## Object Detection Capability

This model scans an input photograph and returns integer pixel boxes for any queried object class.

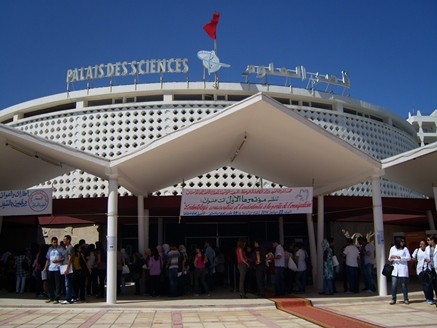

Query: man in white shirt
[272,241,285,296]
[294,242,307,293]
[343,238,360,293]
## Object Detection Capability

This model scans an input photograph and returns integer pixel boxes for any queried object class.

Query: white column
[427,210,436,230]
[144,209,150,249]
[279,216,284,246]
[138,195,145,256]
[106,173,118,304]
[433,186,437,212]
[372,177,387,296]
[306,213,317,287]
[316,195,324,290]
[158,217,163,246]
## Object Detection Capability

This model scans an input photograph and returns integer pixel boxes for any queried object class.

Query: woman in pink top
[148,247,162,296]
[193,246,209,296]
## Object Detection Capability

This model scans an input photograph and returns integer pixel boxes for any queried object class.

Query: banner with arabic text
[180,188,312,216]
[0,189,52,216]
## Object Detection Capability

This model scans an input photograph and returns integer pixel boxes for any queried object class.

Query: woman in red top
[236,238,249,298]
[193,246,209,296]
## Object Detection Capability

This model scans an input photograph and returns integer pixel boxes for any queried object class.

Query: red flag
[203,12,220,40]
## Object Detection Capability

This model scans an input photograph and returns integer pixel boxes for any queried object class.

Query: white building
[0,82,420,199]
[407,109,437,146]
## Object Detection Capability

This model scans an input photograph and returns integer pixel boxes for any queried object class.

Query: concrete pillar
[316,195,324,290]
[306,213,317,287]
[279,216,284,246]
[158,217,163,246]
[433,187,437,212]
[427,210,436,230]
[144,209,150,249]
[106,173,118,305]
[137,195,144,255]
[372,177,387,296]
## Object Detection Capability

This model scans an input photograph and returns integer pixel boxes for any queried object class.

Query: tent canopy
[382,141,437,198]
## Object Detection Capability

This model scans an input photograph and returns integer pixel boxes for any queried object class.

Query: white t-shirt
[274,244,285,268]
[295,248,307,271]
[343,244,360,267]
[412,247,430,275]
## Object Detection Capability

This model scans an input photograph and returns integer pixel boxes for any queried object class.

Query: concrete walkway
[0,287,436,327]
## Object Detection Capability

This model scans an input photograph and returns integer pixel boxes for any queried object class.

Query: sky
[0,0,436,119]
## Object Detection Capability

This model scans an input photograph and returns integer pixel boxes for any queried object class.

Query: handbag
[122,264,130,275]
[418,264,435,284]
[382,263,394,276]
[288,256,298,271]
[332,255,340,267]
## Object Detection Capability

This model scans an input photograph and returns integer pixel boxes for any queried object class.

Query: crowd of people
[2,233,437,305]
[0,236,314,302]
[387,234,437,305]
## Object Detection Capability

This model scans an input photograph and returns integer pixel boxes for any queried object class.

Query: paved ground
[0,285,436,327]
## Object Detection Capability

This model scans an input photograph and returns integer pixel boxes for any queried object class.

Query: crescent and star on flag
[197,12,230,84]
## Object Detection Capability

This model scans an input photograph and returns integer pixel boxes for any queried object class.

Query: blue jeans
[65,272,76,302]
[168,268,179,297]
[295,270,306,292]
[323,276,333,294]
[346,266,359,293]
[423,281,433,301]
[391,276,409,301]
[274,267,285,296]
[364,263,376,291]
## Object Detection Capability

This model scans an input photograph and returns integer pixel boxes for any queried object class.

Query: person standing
[236,238,249,298]
[44,237,65,304]
[61,235,76,304]
[294,242,307,293]
[425,235,437,300]
[95,241,106,298]
[204,241,216,292]
[253,240,266,297]
[167,244,180,297]
[359,237,376,292]
[272,240,285,296]
[412,240,433,304]
[388,238,411,305]
[15,249,29,294]
[193,246,209,296]
[343,238,360,294]
[148,247,163,297]
[72,244,87,302]
[321,239,334,295]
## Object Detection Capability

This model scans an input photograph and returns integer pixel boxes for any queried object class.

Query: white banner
[180,188,313,216]
[0,189,52,216]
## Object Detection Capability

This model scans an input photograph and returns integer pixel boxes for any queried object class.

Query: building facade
[407,109,437,146]
[0,82,420,200]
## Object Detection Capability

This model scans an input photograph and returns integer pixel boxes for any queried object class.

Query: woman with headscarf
[320,239,334,295]
[388,238,411,305]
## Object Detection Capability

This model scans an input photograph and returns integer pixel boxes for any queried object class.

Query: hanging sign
[0,189,52,216]
[180,188,313,216]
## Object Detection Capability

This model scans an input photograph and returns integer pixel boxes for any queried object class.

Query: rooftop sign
[66,58,189,83]
[243,63,350,94]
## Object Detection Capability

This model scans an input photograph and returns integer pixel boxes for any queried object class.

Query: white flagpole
[214,39,219,88]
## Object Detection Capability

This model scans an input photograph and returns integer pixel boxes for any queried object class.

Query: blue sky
[1,0,436,119]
